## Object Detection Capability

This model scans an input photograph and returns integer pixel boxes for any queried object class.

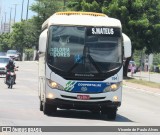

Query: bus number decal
[112,76,117,80]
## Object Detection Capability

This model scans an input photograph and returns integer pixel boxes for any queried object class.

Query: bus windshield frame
[47,25,122,81]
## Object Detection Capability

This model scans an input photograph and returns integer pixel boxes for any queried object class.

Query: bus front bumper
[45,98,121,110]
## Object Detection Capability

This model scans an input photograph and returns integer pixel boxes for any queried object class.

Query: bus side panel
[38,53,46,102]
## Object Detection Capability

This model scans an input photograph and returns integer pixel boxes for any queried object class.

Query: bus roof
[42,11,121,30]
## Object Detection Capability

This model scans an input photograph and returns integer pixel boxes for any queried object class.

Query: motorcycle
[6,67,18,89]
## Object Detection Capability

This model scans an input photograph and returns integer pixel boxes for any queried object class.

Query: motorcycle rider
[5,59,16,84]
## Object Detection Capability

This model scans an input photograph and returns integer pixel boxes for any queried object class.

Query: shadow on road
[47,109,133,122]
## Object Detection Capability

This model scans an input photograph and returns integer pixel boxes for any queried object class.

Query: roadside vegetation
[0,0,160,76]
[124,78,160,89]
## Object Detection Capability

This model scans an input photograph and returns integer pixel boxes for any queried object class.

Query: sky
[0,0,36,23]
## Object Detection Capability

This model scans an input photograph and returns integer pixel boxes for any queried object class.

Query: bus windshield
[47,26,122,79]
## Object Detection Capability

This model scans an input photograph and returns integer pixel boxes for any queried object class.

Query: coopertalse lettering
[78,83,101,87]
[92,28,114,35]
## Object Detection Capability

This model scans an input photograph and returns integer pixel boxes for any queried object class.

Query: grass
[149,72,160,74]
[124,77,160,89]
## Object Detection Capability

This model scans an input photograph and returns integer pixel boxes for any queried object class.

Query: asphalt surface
[0,61,160,135]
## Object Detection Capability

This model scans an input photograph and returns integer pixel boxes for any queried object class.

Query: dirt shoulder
[123,80,160,94]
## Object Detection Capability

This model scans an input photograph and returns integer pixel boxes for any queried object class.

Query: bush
[24,48,34,60]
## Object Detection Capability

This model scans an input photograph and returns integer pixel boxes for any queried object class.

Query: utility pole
[21,0,24,21]
[1,16,3,33]
[4,12,7,32]
[26,0,29,20]
[9,7,12,32]
[0,0,2,18]
[4,12,6,24]
[13,4,18,23]
[0,6,1,18]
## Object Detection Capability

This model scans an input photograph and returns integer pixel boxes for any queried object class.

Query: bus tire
[101,107,117,120]
[43,103,57,115]
[107,107,117,120]
[40,101,43,111]
[43,103,53,115]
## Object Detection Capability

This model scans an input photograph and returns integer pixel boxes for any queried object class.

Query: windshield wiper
[67,54,102,73]
[68,56,84,73]
[68,45,102,73]
[87,54,101,73]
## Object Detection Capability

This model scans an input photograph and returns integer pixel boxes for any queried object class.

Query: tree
[0,33,12,51]
[66,0,160,77]
[30,0,64,50]
[153,53,160,66]
[103,0,160,76]
[10,21,25,53]
[10,19,37,58]
[31,0,63,21]
[23,19,38,49]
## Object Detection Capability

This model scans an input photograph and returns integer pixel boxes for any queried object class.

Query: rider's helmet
[9,59,14,65]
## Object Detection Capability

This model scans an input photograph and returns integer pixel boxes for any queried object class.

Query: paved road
[0,61,160,134]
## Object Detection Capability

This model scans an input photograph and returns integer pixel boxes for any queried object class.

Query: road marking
[124,85,160,96]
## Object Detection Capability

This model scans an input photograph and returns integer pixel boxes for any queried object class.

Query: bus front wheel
[43,103,57,115]
[40,101,43,111]
[101,107,117,120]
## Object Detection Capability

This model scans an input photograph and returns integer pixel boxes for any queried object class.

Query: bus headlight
[103,82,122,92]
[110,84,118,91]
[47,79,64,90]
[110,82,122,91]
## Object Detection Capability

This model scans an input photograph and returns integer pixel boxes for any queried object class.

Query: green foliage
[10,20,37,53]
[29,0,65,50]
[125,78,160,89]
[24,48,34,60]
[30,0,63,24]
[153,53,160,65]
[81,0,101,12]
[0,0,66,53]
[67,0,160,54]
[67,0,83,11]
[10,22,25,52]
[66,0,160,77]
[133,50,143,66]
[0,33,12,51]
[1,0,160,68]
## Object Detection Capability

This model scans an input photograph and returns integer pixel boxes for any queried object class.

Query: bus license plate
[77,95,90,100]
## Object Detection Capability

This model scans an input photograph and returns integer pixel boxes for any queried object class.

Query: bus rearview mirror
[39,29,48,53]
[122,33,131,58]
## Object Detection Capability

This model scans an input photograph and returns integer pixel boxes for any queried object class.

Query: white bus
[38,12,131,120]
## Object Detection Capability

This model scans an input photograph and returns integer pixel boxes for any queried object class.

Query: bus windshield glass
[47,26,122,76]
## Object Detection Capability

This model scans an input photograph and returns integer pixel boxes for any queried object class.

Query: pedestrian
[131,64,135,77]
